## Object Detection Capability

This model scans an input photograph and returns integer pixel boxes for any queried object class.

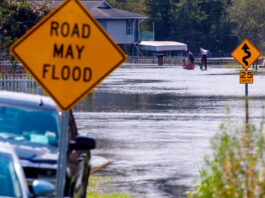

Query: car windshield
[0,106,59,147]
[0,153,22,197]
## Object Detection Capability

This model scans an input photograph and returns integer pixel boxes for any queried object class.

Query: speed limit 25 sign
[240,70,253,84]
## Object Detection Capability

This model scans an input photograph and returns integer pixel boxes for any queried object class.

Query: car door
[66,111,91,197]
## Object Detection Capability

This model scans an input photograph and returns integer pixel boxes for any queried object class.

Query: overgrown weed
[188,120,265,198]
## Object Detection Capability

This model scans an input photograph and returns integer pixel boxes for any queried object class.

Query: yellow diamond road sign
[10,0,127,112]
[231,39,261,69]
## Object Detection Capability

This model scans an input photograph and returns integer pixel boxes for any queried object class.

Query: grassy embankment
[224,65,242,69]
[87,176,134,198]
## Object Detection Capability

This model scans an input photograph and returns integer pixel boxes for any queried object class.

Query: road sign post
[10,0,127,197]
[245,84,248,124]
[231,39,261,125]
[56,112,69,197]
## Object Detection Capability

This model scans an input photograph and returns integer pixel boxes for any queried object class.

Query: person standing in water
[200,47,209,70]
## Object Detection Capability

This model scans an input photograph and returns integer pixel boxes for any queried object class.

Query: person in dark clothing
[185,50,195,64]
[200,47,209,70]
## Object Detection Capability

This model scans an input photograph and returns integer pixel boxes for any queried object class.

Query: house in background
[51,0,148,56]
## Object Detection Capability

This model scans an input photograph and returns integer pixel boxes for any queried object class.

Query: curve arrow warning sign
[231,39,261,69]
[10,0,127,112]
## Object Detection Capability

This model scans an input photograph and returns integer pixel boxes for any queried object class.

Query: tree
[198,0,237,55]
[144,0,236,55]
[171,0,206,53]
[144,0,175,41]
[228,0,265,53]
[0,0,51,60]
[108,0,146,14]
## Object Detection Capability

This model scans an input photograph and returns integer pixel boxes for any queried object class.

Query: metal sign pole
[56,112,69,198]
[245,83,249,125]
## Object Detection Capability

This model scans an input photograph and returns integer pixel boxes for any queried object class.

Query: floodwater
[75,64,265,198]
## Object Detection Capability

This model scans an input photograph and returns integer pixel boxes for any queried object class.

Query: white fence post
[0,74,45,96]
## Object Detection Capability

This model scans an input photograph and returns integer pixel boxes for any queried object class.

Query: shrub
[188,122,265,198]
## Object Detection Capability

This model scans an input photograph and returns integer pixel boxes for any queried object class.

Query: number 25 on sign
[240,70,253,84]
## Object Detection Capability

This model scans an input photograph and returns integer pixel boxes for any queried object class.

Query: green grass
[224,65,242,69]
[87,193,134,198]
[87,176,134,198]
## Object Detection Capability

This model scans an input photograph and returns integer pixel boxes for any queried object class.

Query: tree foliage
[228,0,265,52]
[0,0,51,59]
[108,0,146,15]
[144,0,237,55]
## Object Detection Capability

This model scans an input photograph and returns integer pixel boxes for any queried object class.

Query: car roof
[0,142,31,197]
[0,142,15,155]
[0,91,59,112]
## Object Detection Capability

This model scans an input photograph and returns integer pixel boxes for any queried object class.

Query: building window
[126,19,133,35]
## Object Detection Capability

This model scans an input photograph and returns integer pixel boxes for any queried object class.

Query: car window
[0,106,59,147]
[0,153,22,197]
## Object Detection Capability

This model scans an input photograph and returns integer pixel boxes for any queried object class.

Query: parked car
[0,142,55,197]
[0,91,96,197]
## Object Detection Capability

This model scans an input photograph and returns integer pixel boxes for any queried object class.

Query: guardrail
[127,57,237,65]
[0,74,44,95]
[127,56,183,65]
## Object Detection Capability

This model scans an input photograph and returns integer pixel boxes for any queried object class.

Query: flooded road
[75,64,265,198]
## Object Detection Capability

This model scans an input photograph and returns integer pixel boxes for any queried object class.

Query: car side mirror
[32,179,55,196]
[69,136,96,151]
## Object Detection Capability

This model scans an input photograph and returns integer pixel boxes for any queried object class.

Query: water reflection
[77,92,243,113]
[75,65,265,198]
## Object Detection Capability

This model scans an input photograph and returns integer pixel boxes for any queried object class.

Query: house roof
[50,0,148,19]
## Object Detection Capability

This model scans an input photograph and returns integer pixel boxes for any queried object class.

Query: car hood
[12,141,58,164]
